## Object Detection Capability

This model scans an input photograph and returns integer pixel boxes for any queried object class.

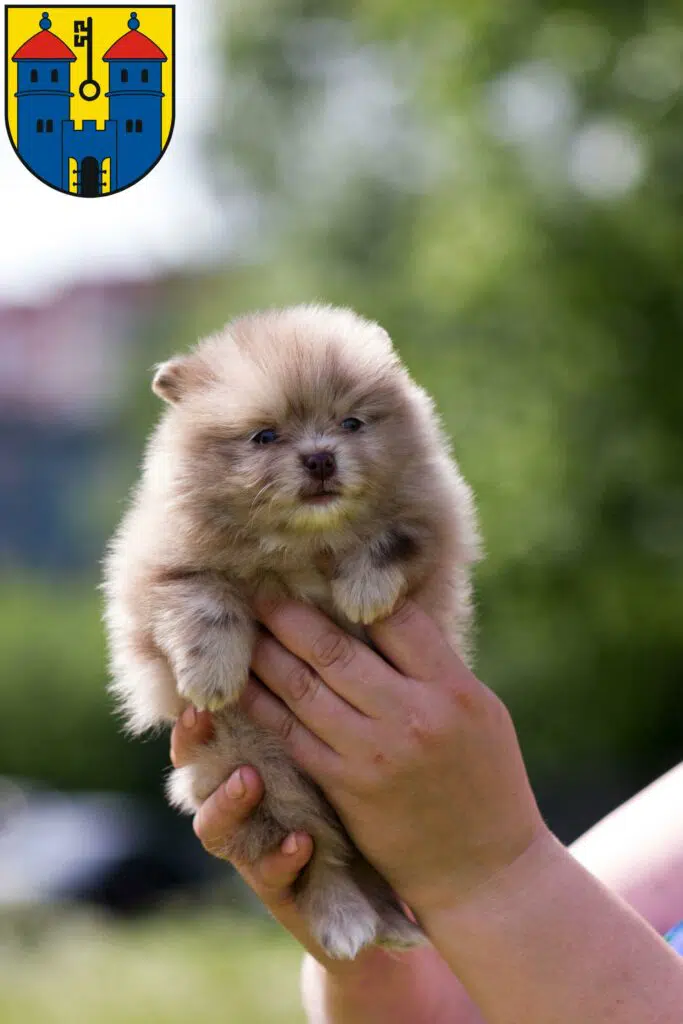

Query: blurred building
[0,279,167,572]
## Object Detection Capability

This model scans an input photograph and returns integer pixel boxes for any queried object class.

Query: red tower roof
[103,30,167,62]
[12,29,76,62]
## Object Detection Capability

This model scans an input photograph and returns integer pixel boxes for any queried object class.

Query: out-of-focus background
[1,0,682,1020]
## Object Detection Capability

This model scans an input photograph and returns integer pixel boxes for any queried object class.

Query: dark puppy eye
[251,428,278,445]
[341,417,364,432]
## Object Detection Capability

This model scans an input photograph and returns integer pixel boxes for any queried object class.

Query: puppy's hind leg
[294,849,384,960]
[348,853,426,951]
[168,709,387,961]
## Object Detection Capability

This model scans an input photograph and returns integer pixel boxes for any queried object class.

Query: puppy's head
[152,305,436,536]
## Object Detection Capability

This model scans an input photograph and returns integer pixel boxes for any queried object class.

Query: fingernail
[181,705,196,730]
[281,833,299,855]
[225,769,246,800]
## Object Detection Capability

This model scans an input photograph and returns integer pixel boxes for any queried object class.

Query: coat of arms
[5,6,175,196]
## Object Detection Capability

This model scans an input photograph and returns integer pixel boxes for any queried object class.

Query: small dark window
[125,119,133,133]
[30,69,38,83]
[141,68,149,83]
[121,68,128,83]
[135,119,142,132]
[46,119,53,133]
[51,69,58,82]
[36,119,43,132]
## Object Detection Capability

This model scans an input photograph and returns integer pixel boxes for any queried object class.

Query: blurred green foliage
[0,579,168,796]
[3,0,683,840]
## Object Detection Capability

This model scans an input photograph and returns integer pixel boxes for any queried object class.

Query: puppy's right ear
[152,357,190,404]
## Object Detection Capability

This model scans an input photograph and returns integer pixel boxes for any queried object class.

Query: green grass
[0,909,306,1024]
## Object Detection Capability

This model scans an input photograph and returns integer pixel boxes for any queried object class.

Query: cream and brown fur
[103,304,480,959]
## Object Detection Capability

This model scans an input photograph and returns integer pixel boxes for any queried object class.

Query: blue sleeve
[665,921,683,955]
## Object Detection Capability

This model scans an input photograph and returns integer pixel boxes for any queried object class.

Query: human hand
[241,595,548,921]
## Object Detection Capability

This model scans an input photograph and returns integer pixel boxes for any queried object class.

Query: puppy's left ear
[152,357,193,404]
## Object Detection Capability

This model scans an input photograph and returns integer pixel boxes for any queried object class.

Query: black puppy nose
[302,450,337,481]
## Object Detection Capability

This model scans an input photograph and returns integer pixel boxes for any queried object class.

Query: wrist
[404,819,553,927]
[415,826,562,934]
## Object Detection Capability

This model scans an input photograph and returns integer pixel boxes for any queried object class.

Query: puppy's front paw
[175,621,253,712]
[331,566,406,625]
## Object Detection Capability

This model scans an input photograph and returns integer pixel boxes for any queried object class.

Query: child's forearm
[418,831,683,1024]
[300,945,484,1024]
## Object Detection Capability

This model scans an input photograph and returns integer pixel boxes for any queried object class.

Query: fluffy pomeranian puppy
[103,304,480,959]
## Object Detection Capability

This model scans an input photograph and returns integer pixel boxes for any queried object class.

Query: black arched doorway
[79,156,100,197]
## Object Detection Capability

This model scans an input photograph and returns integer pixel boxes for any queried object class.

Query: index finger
[252,594,402,716]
